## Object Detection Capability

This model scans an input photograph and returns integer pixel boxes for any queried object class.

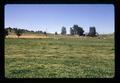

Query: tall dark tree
[70,27,74,35]
[61,26,66,35]
[88,27,97,37]
[77,27,84,36]
[72,25,84,36]
[73,25,78,35]
[15,29,23,38]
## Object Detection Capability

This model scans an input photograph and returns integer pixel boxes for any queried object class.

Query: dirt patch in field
[6,35,49,38]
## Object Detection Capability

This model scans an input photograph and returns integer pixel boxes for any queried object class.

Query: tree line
[4,27,47,38]
[61,25,98,37]
[5,24,98,38]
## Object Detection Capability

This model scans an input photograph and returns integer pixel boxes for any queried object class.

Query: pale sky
[5,4,114,34]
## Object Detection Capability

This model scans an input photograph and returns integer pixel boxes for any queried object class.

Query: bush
[15,29,23,38]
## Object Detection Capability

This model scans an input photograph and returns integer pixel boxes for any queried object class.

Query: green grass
[5,37,114,78]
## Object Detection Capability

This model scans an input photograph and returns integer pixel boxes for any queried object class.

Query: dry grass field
[5,34,114,78]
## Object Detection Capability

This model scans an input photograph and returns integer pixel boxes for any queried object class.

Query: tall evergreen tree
[61,26,66,35]
[88,27,96,37]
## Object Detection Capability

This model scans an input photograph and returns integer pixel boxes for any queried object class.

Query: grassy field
[5,36,114,78]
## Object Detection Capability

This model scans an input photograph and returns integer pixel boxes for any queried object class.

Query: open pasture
[5,36,114,78]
